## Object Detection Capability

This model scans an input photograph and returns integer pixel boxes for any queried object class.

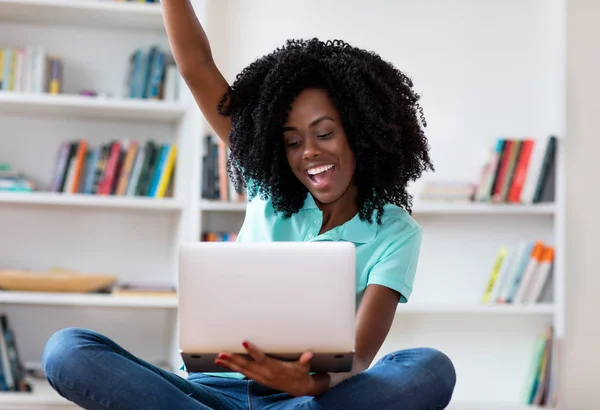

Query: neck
[315,185,358,235]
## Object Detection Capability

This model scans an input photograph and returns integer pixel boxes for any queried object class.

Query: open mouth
[305,164,335,188]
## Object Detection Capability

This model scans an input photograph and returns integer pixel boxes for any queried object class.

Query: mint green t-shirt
[185,191,423,377]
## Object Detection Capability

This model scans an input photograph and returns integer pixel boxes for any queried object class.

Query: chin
[309,190,343,205]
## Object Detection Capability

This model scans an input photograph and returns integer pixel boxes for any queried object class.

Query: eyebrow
[282,115,334,132]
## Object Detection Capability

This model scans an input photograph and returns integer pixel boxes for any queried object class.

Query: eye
[286,139,301,148]
[317,132,333,139]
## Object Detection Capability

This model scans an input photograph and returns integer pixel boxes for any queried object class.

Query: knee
[415,347,456,403]
[380,347,456,406]
[42,327,97,382]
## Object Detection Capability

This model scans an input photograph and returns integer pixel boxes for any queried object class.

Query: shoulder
[376,204,423,246]
[363,204,422,303]
[245,189,277,217]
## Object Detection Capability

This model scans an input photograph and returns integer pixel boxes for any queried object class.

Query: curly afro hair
[218,38,433,224]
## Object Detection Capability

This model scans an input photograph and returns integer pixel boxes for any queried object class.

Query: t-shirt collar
[301,193,377,244]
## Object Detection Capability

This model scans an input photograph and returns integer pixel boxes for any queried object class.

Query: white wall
[206,0,564,190]
[563,1,600,408]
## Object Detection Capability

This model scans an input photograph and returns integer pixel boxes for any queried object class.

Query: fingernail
[218,353,228,360]
[242,342,249,348]
[215,360,223,366]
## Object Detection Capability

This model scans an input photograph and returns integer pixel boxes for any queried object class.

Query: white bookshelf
[0,0,164,30]
[0,289,554,315]
[200,199,247,212]
[0,92,185,122]
[0,0,566,409]
[0,0,201,407]
[0,291,177,308]
[200,199,556,215]
[0,192,183,211]
[396,303,556,315]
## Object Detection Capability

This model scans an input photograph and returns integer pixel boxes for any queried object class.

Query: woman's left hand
[215,341,321,397]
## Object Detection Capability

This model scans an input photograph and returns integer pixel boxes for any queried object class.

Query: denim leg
[261,347,456,410]
[42,327,248,410]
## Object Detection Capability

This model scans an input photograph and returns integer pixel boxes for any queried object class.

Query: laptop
[178,241,356,373]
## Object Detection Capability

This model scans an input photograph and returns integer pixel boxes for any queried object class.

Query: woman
[42,1,456,408]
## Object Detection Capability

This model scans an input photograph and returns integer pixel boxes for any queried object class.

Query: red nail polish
[242,342,249,349]
[215,360,223,366]
[218,353,228,360]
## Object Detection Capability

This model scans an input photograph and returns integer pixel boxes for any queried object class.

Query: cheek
[344,150,356,174]
[285,151,302,174]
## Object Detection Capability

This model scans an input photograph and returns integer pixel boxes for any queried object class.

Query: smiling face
[282,88,356,206]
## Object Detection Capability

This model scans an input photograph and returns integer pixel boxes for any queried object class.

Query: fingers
[213,340,268,377]
[242,340,269,364]
[298,351,313,366]
[216,354,262,381]
[216,352,255,371]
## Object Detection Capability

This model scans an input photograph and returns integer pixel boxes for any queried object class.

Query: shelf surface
[0,92,185,122]
[0,291,178,308]
[200,200,248,212]
[0,378,78,409]
[0,291,553,314]
[397,303,555,315]
[0,0,164,31]
[199,200,555,215]
[412,202,556,215]
[0,192,183,211]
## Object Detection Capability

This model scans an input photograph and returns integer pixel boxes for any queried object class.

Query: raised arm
[161,0,232,146]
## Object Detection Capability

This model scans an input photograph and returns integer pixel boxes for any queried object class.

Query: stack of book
[0,164,34,192]
[524,325,558,407]
[474,135,556,204]
[419,180,476,203]
[0,47,62,95]
[123,45,179,102]
[0,314,29,392]
[481,240,554,305]
[112,282,177,298]
[201,134,246,203]
[201,232,238,242]
[49,139,177,198]
[419,135,557,204]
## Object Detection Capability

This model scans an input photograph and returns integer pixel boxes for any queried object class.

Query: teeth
[307,164,334,175]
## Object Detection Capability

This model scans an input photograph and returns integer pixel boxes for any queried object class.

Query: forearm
[161,0,213,73]
[326,357,369,388]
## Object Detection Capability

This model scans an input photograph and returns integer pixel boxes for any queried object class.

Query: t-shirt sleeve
[366,228,422,303]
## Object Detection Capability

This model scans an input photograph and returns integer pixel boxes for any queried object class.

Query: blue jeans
[42,328,456,409]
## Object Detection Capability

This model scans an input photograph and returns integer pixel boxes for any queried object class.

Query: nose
[302,137,322,160]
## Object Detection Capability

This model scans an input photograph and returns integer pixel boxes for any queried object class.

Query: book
[481,247,508,304]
